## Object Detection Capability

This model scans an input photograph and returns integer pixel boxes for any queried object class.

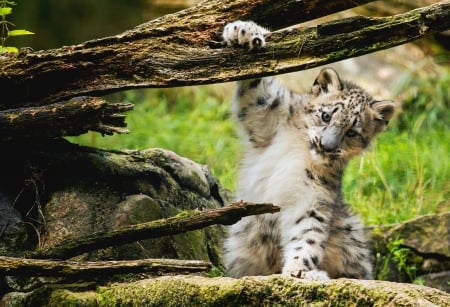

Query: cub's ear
[311,68,343,96]
[371,100,395,122]
[371,100,396,132]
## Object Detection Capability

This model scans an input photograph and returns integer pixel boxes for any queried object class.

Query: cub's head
[303,68,395,162]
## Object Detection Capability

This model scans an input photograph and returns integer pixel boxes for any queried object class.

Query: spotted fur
[223,21,395,280]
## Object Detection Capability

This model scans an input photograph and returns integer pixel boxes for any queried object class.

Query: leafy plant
[376,237,423,283]
[388,239,415,277]
[208,265,225,277]
[375,250,390,281]
[0,0,33,53]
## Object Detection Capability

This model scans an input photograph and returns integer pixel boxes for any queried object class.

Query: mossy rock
[3,275,449,306]
[371,212,450,286]
[0,140,227,295]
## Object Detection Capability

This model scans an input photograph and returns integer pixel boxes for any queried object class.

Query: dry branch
[27,202,280,260]
[0,97,133,141]
[0,256,212,277]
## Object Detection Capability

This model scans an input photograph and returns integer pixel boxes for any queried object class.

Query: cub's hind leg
[321,210,373,279]
[224,215,283,278]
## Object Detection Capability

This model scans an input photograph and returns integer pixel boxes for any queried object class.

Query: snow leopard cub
[222,21,395,280]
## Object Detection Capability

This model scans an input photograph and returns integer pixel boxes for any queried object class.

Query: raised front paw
[222,20,269,50]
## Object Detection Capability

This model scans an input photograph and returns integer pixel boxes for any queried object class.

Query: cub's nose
[320,139,338,152]
[320,135,340,152]
[320,126,341,152]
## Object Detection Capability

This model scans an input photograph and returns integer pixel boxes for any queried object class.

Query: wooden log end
[93,124,130,135]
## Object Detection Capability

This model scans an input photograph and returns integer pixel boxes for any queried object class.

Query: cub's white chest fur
[237,128,321,208]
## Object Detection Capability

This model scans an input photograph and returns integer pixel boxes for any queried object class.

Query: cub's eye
[346,129,358,137]
[321,112,331,123]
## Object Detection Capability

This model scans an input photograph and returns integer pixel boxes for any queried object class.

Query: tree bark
[1,0,448,110]
[0,256,212,277]
[0,97,133,141]
[26,202,279,260]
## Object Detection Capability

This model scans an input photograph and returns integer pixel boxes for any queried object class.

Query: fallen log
[0,97,133,141]
[0,256,212,277]
[1,0,448,108]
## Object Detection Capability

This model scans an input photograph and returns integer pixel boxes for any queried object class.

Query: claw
[291,270,303,278]
[252,37,263,49]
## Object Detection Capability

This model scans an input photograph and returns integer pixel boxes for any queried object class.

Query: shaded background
[8,0,182,50]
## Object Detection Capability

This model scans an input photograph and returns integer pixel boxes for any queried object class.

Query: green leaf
[0,46,19,53]
[7,46,19,53]
[7,29,34,37]
[0,7,13,16]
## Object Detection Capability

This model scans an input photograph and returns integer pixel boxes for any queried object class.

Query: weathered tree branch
[0,97,133,141]
[26,202,280,260]
[4,0,449,109]
[0,256,212,277]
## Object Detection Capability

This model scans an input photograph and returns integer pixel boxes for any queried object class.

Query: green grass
[69,85,240,190]
[343,63,449,224]
[69,66,449,225]
[343,127,449,224]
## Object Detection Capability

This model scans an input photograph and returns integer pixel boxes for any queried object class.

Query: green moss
[5,276,449,306]
[97,278,201,306]
[171,229,209,261]
[174,210,197,219]
[47,289,98,307]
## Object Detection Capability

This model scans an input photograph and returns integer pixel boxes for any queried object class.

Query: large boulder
[38,145,227,263]
[0,140,226,263]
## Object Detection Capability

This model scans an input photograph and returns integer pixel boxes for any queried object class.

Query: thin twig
[27,202,280,260]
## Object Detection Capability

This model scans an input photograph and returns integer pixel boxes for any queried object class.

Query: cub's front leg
[223,21,294,147]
